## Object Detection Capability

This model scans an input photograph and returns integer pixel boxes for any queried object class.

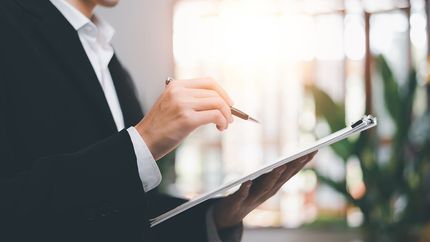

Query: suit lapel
[17,0,118,134]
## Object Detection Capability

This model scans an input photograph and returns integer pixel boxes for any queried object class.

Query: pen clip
[165,77,174,86]
[351,119,363,128]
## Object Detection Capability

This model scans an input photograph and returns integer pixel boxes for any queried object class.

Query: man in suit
[0,0,316,241]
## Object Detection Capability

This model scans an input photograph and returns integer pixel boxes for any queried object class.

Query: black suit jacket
[0,0,212,241]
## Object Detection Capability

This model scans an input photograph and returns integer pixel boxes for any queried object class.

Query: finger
[285,154,313,178]
[175,78,234,106]
[263,168,300,200]
[186,89,219,99]
[299,152,317,165]
[308,151,318,160]
[261,153,318,200]
[273,163,302,192]
[266,154,316,197]
[184,89,234,123]
[282,154,314,171]
[192,109,229,131]
[292,151,318,165]
[248,166,286,203]
[232,181,252,203]
[190,97,233,123]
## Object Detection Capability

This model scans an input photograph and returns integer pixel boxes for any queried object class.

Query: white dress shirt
[49,1,224,241]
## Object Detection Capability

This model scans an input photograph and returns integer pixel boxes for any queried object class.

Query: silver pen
[166,77,259,123]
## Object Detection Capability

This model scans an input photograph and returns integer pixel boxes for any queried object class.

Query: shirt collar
[49,0,115,43]
[92,15,116,44]
[49,0,90,30]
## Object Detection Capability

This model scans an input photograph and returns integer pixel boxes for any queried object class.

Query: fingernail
[229,99,235,106]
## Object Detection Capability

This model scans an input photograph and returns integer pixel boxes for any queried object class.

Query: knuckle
[237,188,248,197]
[213,110,222,119]
[205,77,217,86]
[172,101,187,116]
[179,110,192,120]
[169,81,179,88]
[209,90,218,96]
[167,86,181,99]
[237,193,248,200]
[172,100,183,111]
[166,88,175,99]
[217,113,226,124]
[215,98,225,108]
[180,112,196,128]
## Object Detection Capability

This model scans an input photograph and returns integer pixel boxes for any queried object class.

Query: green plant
[307,55,430,241]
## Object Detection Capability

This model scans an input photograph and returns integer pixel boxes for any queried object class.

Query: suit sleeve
[0,5,145,233]
[0,84,146,239]
[147,193,214,242]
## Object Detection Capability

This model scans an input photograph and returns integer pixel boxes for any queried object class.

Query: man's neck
[66,0,96,18]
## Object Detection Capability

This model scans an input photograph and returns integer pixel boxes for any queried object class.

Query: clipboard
[150,115,377,227]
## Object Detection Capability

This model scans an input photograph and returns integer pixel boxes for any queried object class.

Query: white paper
[150,115,377,227]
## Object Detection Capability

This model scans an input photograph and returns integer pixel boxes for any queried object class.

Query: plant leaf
[375,55,401,122]
[309,86,346,132]
[313,170,364,209]
[308,86,352,160]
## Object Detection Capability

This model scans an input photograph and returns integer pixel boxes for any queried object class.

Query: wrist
[135,122,160,161]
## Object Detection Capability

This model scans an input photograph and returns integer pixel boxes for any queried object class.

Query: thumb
[232,181,252,202]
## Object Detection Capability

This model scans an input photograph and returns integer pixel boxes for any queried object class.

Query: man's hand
[135,78,234,161]
[213,152,317,229]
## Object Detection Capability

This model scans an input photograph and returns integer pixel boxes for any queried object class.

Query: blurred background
[98,0,430,241]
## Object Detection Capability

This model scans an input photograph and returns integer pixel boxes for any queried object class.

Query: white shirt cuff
[206,206,222,242]
[127,127,162,192]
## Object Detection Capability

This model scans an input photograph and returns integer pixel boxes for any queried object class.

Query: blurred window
[170,0,427,228]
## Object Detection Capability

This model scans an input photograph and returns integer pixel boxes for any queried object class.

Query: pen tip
[249,117,260,124]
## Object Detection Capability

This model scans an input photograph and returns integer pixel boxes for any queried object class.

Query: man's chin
[98,0,119,7]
